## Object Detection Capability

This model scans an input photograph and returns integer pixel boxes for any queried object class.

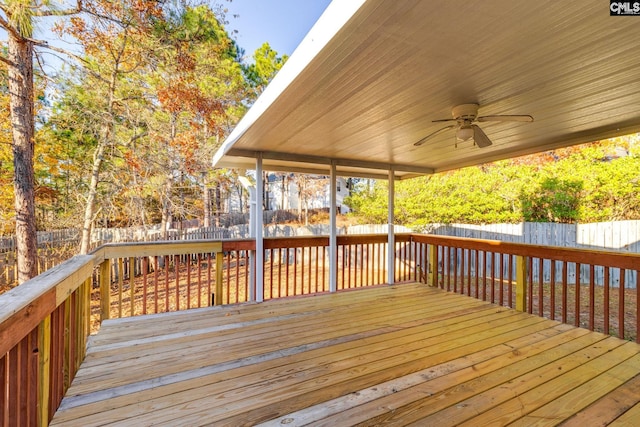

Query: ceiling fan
[413,103,534,148]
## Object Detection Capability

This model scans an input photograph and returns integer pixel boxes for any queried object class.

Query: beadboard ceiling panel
[214,0,640,179]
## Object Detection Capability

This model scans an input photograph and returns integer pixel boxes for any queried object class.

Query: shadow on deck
[51,283,640,426]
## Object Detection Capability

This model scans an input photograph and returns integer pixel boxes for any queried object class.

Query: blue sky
[223,0,332,60]
[26,1,332,75]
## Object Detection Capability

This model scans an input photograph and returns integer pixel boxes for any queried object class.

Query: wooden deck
[50,283,640,426]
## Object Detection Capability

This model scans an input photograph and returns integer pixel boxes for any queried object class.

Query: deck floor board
[51,283,640,426]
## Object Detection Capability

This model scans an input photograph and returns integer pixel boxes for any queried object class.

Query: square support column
[255,155,264,302]
[330,161,338,292]
[387,168,395,285]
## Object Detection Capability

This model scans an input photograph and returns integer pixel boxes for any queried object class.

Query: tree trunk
[203,183,211,228]
[8,34,38,283]
[215,182,221,227]
[79,61,121,253]
[161,176,173,239]
[281,174,286,210]
[79,139,107,253]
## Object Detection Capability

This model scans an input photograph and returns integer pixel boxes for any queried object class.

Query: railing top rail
[260,233,413,249]
[411,233,640,270]
[264,236,330,249]
[0,254,94,355]
[93,239,224,260]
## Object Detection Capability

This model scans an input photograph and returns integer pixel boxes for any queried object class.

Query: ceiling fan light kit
[413,103,534,148]
[456,125,474,141]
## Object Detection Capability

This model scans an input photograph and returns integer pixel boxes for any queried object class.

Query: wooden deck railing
[1,233,639,426]
[263,234,416,298]
[410,234,640,341]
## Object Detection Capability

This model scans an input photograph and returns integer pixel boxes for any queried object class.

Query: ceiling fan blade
[472,125,492,148]
[477,114,534,123]
[432,118,457,123]
[414,125,455,146]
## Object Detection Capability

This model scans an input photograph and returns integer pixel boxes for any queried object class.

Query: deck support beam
[329,161,337,293]
[387,168,395,285]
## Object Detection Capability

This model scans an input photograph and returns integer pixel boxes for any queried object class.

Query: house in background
[264,173,352,214]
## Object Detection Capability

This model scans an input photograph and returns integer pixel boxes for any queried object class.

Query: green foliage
[244,42,288,97]
[346,139,640,226]
[521,177,582,223]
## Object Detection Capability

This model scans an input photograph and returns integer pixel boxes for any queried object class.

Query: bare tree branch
[30,39,113,85]
[32,1,82,17]
[0,13,22,39]
[34,50,47,77]
[0,54,14,67]
[29,38,87,64]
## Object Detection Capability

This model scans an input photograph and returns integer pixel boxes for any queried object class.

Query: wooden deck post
[38,315,51,427]
[428,245,438,286]
[215,251,223,305]
[99,259,111,322]
[515,255,527,312]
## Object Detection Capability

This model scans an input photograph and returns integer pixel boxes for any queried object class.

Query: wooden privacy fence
[2,233,640,426]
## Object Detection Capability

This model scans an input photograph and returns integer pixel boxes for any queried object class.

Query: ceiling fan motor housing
[451,103,479,121]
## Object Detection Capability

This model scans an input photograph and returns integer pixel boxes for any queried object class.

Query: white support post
[255,155,264,302]
[387,168,395,285]
[238,176,256,300]
[329,161,338,293]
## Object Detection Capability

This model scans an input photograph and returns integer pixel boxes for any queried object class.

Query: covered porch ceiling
[213,0,640,180]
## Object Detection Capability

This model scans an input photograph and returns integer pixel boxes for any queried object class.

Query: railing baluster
[293,247,298,296]
[538,258,544,317]
[315,246,320,293]
[164,255,169,312]
[474,250,479,298]
[142,257,148,314]
[604,266,610,335]
[186,256,191,310]
[117,258,124,318]
[301,246,305,294]
[550,260,556,320]
[499,253,504,305]
[174,255,180,312]
[321,246,326,292]
[278,248,283,298]
[482,250,487,300]
[453,247,458,293]
[226,251,234,305]
[129,257,136,316]
[269,248,274,299]
[575,263,581,327]
[196,254,202,308]
[508,254,513,308]
[515,255,526,311]
[589,264,595,330]
[459,248,464,295]
[492,252,499,304]
[562,261,568,323]
[619,270,626,339]
[308,247,313,293]
[153,256,159,313]
[527,257,533,313]
[285,248,290,296]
